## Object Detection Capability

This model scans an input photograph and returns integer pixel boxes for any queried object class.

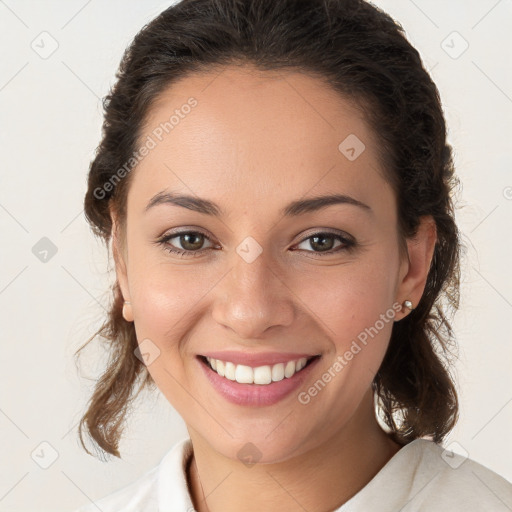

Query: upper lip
[199,351,320,367]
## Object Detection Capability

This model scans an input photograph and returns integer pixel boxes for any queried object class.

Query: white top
[73,437,512,511]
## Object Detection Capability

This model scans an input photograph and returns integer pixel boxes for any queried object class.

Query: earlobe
[395,216,437,320]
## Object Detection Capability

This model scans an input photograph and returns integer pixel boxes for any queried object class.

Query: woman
[74,0,512,510]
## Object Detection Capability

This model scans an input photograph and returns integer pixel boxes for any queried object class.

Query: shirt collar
[156,436,431,512]
[157,437,195,512]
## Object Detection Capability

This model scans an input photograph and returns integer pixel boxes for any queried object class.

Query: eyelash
[155,229,356,258]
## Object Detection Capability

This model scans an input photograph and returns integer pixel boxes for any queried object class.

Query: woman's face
[113,65,433,462]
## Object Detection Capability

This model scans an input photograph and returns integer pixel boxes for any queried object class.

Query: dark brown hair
[78,0,462,459]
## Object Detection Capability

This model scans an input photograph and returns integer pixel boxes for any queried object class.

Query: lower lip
[197,356,321,407]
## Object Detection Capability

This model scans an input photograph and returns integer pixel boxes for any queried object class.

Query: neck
[186,389,402,512]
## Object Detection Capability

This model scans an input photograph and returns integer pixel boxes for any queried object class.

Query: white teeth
[253,365,272,385]
[224,361,236,381]
[271,363,285,382]
[296,357,307,371]
[284,360,296,378]
[216,360,225,377]
[235,364,254,384]
[205,356,312,385]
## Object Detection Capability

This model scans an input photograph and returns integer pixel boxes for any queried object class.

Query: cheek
[130,263,211,342]
[296,262,396,330]
[296,252,399,352]
[127,261,214,409]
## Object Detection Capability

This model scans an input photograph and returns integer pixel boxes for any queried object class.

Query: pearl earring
[403,300,413,310]
[122,300,133,322]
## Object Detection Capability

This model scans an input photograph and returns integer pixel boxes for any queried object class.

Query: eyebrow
[144,191,372,217]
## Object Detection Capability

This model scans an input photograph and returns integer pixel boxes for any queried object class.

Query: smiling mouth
[198,354,321,386]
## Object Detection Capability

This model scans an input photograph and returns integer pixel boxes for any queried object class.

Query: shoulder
[340,438,512,512]
[411,439,512,511]
[72,437,193,512]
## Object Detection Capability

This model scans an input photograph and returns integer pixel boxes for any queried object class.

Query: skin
[111,64,437,512]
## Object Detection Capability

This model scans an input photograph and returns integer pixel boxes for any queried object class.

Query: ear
[395,215,437,320]
[110,206,133,322]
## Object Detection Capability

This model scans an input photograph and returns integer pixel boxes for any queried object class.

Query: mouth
[197,354,321,385]
[196,353,321,407]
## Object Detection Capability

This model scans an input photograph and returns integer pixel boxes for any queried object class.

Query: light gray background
[0,1,511,511]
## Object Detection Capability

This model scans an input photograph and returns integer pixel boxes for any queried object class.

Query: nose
[211,248,295,339]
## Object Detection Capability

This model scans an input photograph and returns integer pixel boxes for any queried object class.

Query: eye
[155,229,356,258]
[293,231,355,255]
[156,230,216,257]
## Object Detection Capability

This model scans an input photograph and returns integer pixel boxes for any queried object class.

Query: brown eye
[179,233,206,251]
[158,230,215,257]
[308,234,336,252]
[294,232,355,255]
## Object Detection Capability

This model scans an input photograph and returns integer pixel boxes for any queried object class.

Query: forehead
[130,64,391,216]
